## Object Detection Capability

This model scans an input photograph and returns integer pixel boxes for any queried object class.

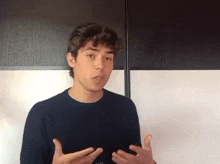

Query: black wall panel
[128,0,220,70]
[1,0,220,70]
[0,0,126,70]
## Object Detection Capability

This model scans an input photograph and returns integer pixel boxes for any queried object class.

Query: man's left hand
[112,134,155,164]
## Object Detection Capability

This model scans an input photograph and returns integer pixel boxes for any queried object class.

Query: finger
[53,139,63,156]
[129,144,145,155]
[73,147,95,159]
[84,148,103,162]
[112,152,128,164]
[117,149,134,160]
[144,134,152,150]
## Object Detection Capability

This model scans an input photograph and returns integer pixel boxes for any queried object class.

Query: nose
[95,57,105,70]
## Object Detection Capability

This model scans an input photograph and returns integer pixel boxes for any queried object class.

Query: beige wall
[1,70,220,163]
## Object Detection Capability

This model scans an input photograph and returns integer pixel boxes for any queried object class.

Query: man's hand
[112,134,155,164]
[52,139,103,164]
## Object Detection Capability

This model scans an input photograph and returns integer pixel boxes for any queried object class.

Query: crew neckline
[67,88,105,104]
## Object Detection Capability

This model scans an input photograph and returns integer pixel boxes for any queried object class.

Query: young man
[20,23,155,164]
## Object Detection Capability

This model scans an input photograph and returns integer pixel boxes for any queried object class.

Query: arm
[20,103,51,164]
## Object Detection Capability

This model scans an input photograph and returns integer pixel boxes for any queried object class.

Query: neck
[68,83,104,103]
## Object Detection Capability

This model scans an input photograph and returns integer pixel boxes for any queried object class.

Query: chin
[87,86,104,93]
[88,82,107,93]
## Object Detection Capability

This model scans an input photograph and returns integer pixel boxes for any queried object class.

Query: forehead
[80,41,114,53]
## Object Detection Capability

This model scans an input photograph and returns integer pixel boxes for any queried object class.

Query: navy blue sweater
[20,89,141,164]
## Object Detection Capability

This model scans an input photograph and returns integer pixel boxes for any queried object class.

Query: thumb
[53,138,63,156]
[144,134,152,150]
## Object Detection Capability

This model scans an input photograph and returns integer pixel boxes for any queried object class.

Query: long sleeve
[20,103,52,164]
[129,100,142,147]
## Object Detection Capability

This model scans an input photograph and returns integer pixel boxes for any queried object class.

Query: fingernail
[117,149,122,153]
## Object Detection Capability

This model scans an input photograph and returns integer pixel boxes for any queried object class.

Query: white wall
[1,70,220,164]
[131,70,220,164]
[0,70,124,164]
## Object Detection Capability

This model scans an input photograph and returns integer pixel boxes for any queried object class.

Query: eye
[106,56,114,61]
[87,54,94,58]
[106,57,112,61]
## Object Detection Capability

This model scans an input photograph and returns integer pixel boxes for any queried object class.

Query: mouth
[92,75,105,82]
[93,76,104,79]
[93,74,104,78]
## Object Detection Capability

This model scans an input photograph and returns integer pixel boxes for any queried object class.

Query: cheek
[78,61,93,73]
[108,63,114,71]
[74,66,87,79]
[106,66,113,76]
[80,67,91,78]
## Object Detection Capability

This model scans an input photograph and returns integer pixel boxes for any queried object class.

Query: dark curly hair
[67,23,122,78]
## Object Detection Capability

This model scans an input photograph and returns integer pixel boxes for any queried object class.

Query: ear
[67,53,76,68]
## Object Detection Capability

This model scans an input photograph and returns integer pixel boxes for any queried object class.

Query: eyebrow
[85,47,115,54]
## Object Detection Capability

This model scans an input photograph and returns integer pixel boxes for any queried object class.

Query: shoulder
[104,89,129,100]
[103,89,136,108]
[103,89,139,122]
[29,89,70,115]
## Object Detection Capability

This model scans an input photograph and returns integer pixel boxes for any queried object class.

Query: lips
[92,75,105,82]
[93,76,104,80]
[93,74,104,79]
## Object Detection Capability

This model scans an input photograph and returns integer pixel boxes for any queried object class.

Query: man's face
[71,41,114,93]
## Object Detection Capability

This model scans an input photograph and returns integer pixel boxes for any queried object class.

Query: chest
[49,106,135,154]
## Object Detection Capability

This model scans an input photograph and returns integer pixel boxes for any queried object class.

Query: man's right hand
[52,139,103,164]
